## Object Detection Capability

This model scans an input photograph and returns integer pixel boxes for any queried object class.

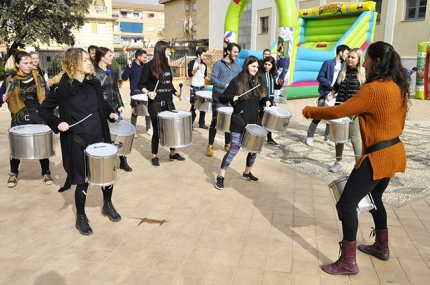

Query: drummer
[188,47,208,129]
[0,51,53,188]
[95,47,132,172]
[137,40,185,167]
[121,49,152,136]
[260,56,284,146]
[207,43,242,156]
[214,56,271,190]
[38,48,122,236]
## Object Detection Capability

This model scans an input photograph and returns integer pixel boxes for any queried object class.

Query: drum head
[265,107,292,118]
[86,143,118,157]
[245,124,268,136]
[217,106,233,114]
[131,94,148,101]
[196,91,212,99]
[331,117,350,124]
[9,124,51,134]
[109,121,136,135]
[158,110,191,118]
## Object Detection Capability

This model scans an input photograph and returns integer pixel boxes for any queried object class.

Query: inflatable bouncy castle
[223,1,377,99]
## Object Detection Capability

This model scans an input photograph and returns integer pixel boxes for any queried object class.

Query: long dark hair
[261,56,277,77]
[150,40,170,81]
[365,41,410,107]
[237,55,265,100]
[95,46,110,65]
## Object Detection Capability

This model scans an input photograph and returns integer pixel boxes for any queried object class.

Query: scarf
[6,68,46,119]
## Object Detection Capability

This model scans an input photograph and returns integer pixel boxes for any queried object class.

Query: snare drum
[262,107,292,133]
[131,94,149,116]
[328,176,376,214]
[329,117,351,143]
[194,91,213,113]
[85,143,119,187]
[158,110,193,148]
[216,106,233,132]
[240,124,268,153]
[9,124,55,160]
[109,121,136,155]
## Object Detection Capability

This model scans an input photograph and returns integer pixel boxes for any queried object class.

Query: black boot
[119,156,132,172]
[102,201,122,222]
[76,214,93,235]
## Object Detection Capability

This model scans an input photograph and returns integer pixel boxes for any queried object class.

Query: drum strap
[364,137,400,154]
[74,135,89,148]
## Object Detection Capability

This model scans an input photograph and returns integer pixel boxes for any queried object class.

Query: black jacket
[220,75,269,133]
[95,66,124,110]
[38,73,115,188]
[332,66,361,104]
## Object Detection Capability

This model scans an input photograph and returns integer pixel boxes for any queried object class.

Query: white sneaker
[134,133,138,138]
[305,137,314,147]
[146,129,153,135]
[324,139,335,146]
[329,162,343,173]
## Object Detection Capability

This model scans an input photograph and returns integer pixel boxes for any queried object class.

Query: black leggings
[10,158,50,176]
[75,183,114,215]
[337,157,390,242]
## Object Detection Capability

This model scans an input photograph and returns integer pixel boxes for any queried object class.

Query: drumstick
[237,84,261,98]
[153,71,165,94]
[69,113,93,128]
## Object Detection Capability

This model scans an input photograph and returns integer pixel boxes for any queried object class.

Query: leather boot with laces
[76,214,93,235]
[102,201,122,221]
[119,156,132,172]
[358,228,389,261]
[322,239,359,275]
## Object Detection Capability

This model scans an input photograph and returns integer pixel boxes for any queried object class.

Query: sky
[114,0,161,4]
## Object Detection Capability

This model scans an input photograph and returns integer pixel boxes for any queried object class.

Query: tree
[0,0,90,60]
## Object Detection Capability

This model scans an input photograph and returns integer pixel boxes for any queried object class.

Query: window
[193,24,196,32]
[113,22,119,32]
[405,0,426,20]
[147,26,155,32]
[147,13,154,18]
[120,22,143,33]
[260,17,268,34]
[185,3,189,11]
[97,23,106,33]
[374,0,382,24]
[193,2,196,11]
[113,35,121,44]
[158,14,164,20]
[120,12,127,18]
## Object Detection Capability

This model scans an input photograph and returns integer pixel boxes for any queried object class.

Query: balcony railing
[91,6,107,14]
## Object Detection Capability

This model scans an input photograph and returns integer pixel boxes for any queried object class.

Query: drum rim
[9,124,52,134]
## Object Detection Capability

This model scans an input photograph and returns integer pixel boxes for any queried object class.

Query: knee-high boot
[358,228,389,261]
[322,239,359,275]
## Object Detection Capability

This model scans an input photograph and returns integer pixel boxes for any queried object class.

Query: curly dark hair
[365,41,410,108]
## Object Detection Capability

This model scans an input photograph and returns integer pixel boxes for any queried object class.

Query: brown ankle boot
[322,239,359,275]
[358,228,389,261]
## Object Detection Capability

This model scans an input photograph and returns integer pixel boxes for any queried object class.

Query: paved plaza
[0,85,429,285]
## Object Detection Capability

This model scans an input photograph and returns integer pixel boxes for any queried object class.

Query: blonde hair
[29,51,41,69]
[61,48,92,80]
[336,48,366,86]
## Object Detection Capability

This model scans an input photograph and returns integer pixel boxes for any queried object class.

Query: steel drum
[85,142,119,187]
[329,117,351,143]
[194,91,212,113]
[131,94,149,116]
[216,106,233,132]
[108,121,136,155]
[240,124,268,154]
[262,106,292,133]
[8,124,55,160]
[157,110,193,148]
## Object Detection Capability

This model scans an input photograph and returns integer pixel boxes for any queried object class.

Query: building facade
[112,1,164,51]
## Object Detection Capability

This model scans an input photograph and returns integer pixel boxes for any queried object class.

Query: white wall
[209,0,231,50]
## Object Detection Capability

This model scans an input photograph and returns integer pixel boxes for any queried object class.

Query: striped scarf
[6,68,46,120]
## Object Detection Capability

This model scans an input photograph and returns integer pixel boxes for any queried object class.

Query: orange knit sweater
[302,80,407,180]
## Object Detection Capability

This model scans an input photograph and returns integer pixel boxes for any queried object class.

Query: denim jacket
[210,58,241,102]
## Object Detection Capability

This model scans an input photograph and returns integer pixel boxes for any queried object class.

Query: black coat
[38,73,115,189]
[219,75,269,133]
[332,66,361,104]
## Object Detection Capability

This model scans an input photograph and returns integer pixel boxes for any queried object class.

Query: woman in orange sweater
[303,41,410,275]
